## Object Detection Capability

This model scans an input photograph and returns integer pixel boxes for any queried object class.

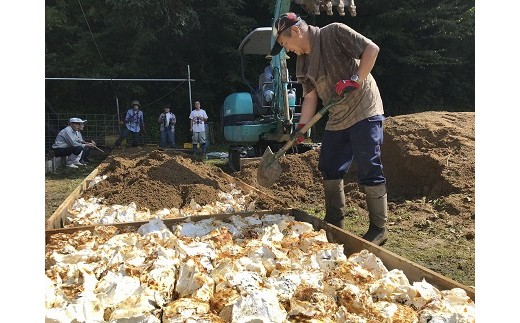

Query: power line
[45,78,195,82]
[77,0,104,64]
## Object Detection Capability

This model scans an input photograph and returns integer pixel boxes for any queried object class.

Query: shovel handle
[274,93,349,159]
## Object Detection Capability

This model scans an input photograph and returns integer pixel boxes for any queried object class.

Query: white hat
[69,117,87,123]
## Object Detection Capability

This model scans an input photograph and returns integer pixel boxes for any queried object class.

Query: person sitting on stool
[52,118,94,169]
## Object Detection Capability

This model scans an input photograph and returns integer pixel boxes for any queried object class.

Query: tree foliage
[46,0,474,125]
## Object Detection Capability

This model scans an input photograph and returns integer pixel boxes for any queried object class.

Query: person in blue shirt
[112,100,145,149]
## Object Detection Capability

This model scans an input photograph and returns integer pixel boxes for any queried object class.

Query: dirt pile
[86,111,474,224]
[235,111,475,219]
[382,111,474,216]
[77,111,474,285]
[83,149,284,212]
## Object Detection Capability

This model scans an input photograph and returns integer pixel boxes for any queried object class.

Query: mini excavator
[222,0,356,171]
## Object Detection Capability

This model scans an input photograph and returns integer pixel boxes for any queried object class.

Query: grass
[45,157,103,221]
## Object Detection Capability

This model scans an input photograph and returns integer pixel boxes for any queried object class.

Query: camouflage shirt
[296,23,384,130]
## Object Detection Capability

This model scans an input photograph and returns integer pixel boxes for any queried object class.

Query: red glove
[293,123,306,144]
[335,80,360,95]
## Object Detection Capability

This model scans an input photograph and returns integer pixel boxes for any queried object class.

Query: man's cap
[131,100,141,107]
[270,12,301,56]
[69,117,87,123]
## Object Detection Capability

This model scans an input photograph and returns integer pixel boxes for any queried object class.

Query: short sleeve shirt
[296,23,384,130]
[189,109,208,133]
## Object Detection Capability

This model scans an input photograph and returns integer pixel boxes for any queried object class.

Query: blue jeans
[318,115,386,186]
[160,126,175,148]
[114,127,141,147]
[80,146,91,162]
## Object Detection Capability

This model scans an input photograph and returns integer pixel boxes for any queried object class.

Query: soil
[82,149,282,212]
[47,111,475,287]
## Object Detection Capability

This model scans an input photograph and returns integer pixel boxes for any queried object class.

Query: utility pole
[188,65,193,112]
[115,97,121,131]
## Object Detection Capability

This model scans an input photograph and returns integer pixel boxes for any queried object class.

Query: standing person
[51,118,94,169]
[189,101,208,157]
[158,104,176,149]
[112,100,145,149]
[270,13,388,245]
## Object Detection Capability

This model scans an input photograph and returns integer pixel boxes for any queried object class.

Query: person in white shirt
[51,118,94,168]
[189,101,208,156]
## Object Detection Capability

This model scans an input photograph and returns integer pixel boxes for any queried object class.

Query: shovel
[257,93,349,187]
[93,145,105,153]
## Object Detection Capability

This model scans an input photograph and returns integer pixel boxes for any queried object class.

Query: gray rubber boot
[362,184,389,245]
[323,179,346,229]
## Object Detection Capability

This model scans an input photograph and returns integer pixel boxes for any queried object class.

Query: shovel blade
[256,146,283,187]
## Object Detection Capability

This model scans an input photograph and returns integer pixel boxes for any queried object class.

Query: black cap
[270,12,301,56]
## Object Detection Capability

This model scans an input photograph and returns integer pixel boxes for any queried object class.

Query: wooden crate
[45,163,284,230]
[45,158,475,301]
[45,208,475,301]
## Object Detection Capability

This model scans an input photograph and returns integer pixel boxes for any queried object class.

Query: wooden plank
[45,167,100,230]
[45,209,282,244]
[45,208,474,301]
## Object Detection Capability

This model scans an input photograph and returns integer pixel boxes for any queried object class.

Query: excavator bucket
[257,146,283,187]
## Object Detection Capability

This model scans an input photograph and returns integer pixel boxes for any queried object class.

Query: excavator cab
[223,0,353,171]
[222,26,305,171]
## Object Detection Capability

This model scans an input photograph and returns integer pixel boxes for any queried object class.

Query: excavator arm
[223,0,354,171]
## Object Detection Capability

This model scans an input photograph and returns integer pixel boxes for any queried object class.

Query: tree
[46,0,475,121]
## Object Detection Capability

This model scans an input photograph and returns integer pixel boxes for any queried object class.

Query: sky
[2,0,519,321]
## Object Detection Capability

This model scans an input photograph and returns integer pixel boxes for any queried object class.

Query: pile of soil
[236,111,475,219]
[80,111,474,285]
[83,149,282,211]
[85,111,474,231]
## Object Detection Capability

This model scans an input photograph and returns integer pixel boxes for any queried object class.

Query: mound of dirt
[87,111,474,224]
[78,111,474,285]
[83,149,282,212]
[382,112,474,215]
[235,111,475,217]
[83,150,239,210]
